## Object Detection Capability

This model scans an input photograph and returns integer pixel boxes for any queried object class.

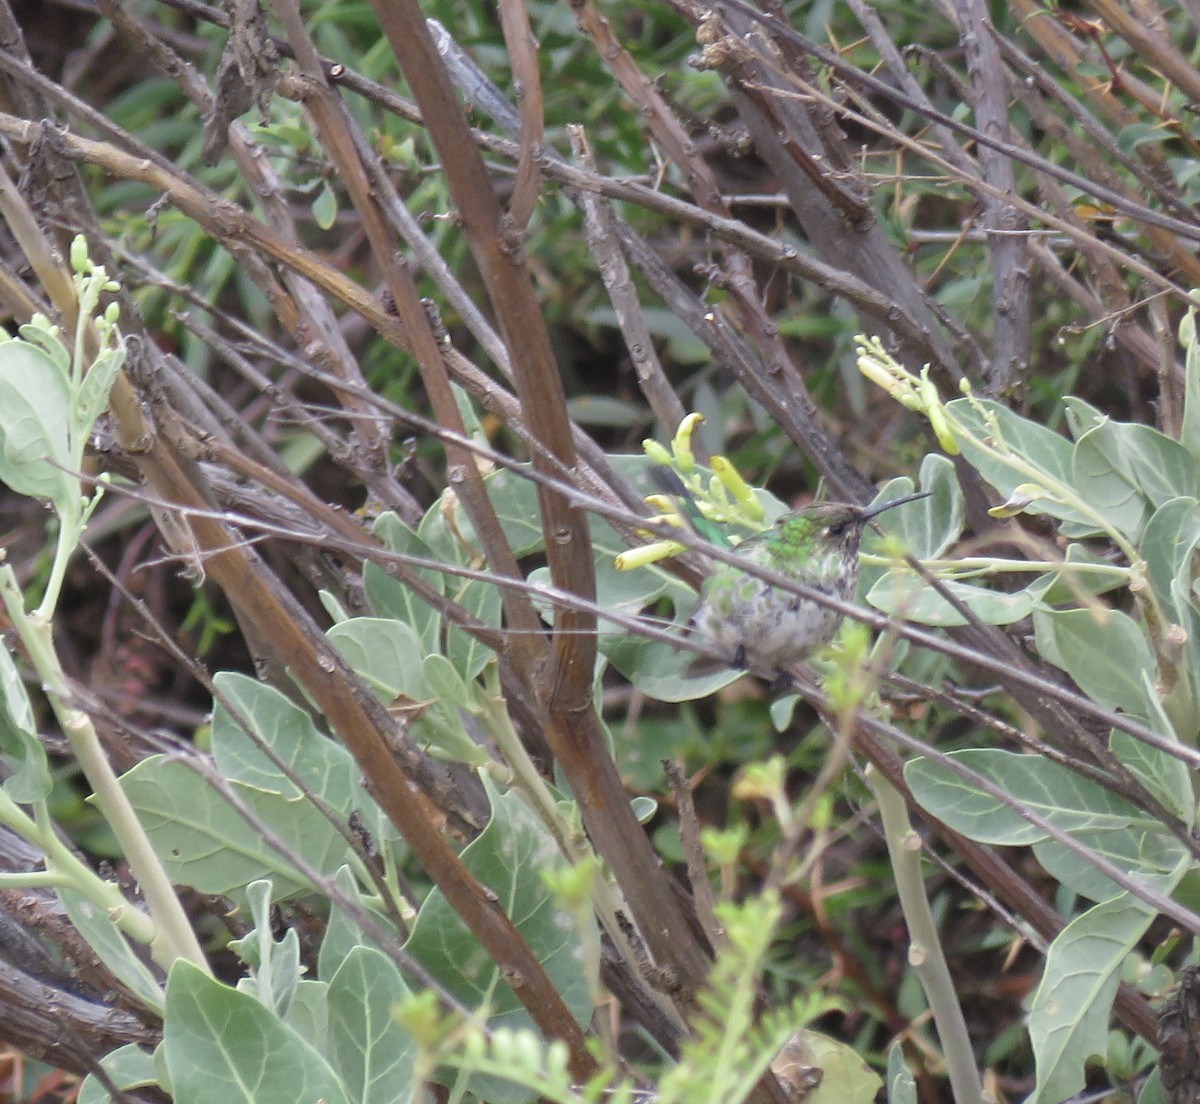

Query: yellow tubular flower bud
[642,439,674,466]
[856,352,901,394]
[671,412,706,474]
[987,483,1048,518]
[70,234,89,274]
[914,368,959,454]
[614,540,686,571]
[926,402,960,455]
[711,455,764,520]
[858,353,922,411]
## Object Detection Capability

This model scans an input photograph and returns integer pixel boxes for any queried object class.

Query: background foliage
[0,0,1199,1101]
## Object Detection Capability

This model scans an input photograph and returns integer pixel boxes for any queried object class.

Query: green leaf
[1064,399,1198,507]
[1181,303,1200,456]
[312,181,337,230]
[1142,498,1200,713]
[946,397,1094,530]
[211,672,362,811]
[119,755,349,898]
[164,961,350,1104]
[1115,122,1163,154]
[1069,423,1148,539]
[866,575,1033,627]
[445,569,501,680]
[905,750,1159,845]
[406,778,597,1029]
[1108,672,1194,825]
[228,880,301,1017]
[1137,1067,1167,1104]
[425,466,545,559]
[0,643,50,802]
[1033,827,1187,903]
[16,320,70,375]
[280,979,329,1049]
[1143,497,1200,625]
[76,1044,159,1104]
[406,779,600,1104]
[365,513,444,653]
[885,1042,917,1104]
[57,887,164,1012]
[212,673,398,849]
[608,636,742,702]
[327,617,431,701]
[73,343,125,444]
[862,454,964,565]
[1026,895,1159,1104]
[424,652,472,708]
[805,1030,882,1104]
[0,338,75,507]
[327,947,422,1104]
[1030,543,1128,606]
[1033,606,1156,717]
[317,866,400,983]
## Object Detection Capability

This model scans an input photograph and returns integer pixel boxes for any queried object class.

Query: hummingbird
[685,489,931,674]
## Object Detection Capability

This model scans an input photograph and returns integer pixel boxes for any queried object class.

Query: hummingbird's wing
[648,468,731,549]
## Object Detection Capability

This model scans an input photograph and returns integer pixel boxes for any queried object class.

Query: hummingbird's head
[767,503,870,563]
[775,491,932,558]
[795,503,868,541]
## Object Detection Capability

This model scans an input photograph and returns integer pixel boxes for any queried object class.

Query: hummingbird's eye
[827,521,850,538]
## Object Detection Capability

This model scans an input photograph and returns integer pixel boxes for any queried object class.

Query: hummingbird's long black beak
[857,490,933,522]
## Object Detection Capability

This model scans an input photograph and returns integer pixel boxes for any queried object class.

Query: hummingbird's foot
[766,669,798,697]
[732,643,749,669]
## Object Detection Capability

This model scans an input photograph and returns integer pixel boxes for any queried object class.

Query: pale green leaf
[312,182,337,230]
[317,866,400,983]
[866,575,1033,627]
[1180,303,1200,456]
[405,779,597,1052]
[76,1044,159,1104]
[1033,607,1156,717]
[424,652,472,707]
[58,887,164,1012]
[327,618,431,701]
[905,750,1158,845]
[119,756,349,898]
[164,961,350,1104]
[885,1042,917,1104]
[1030,543,1129,606]
[609,636,742,703]
[1137,1067,1167,1104]
[16,320,70,374]
[228,880,301,1017]
[1033,828,1187,903]
[805,1030,882,1104]
[445,570,501,680]
[365,513,444,653]
[73,343,125,442]
[211,672,361,811]
[1107,672,1194,825]
[1069,422,1148,539]
[946,397,1094,531]
[1142,497,1200,710]
[327,946,423,1104]
[861,454,963,567]
[1026,895,1159,1104]
[0,339,74,506]
[0,644,50,802]
[282,979,329,1051]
